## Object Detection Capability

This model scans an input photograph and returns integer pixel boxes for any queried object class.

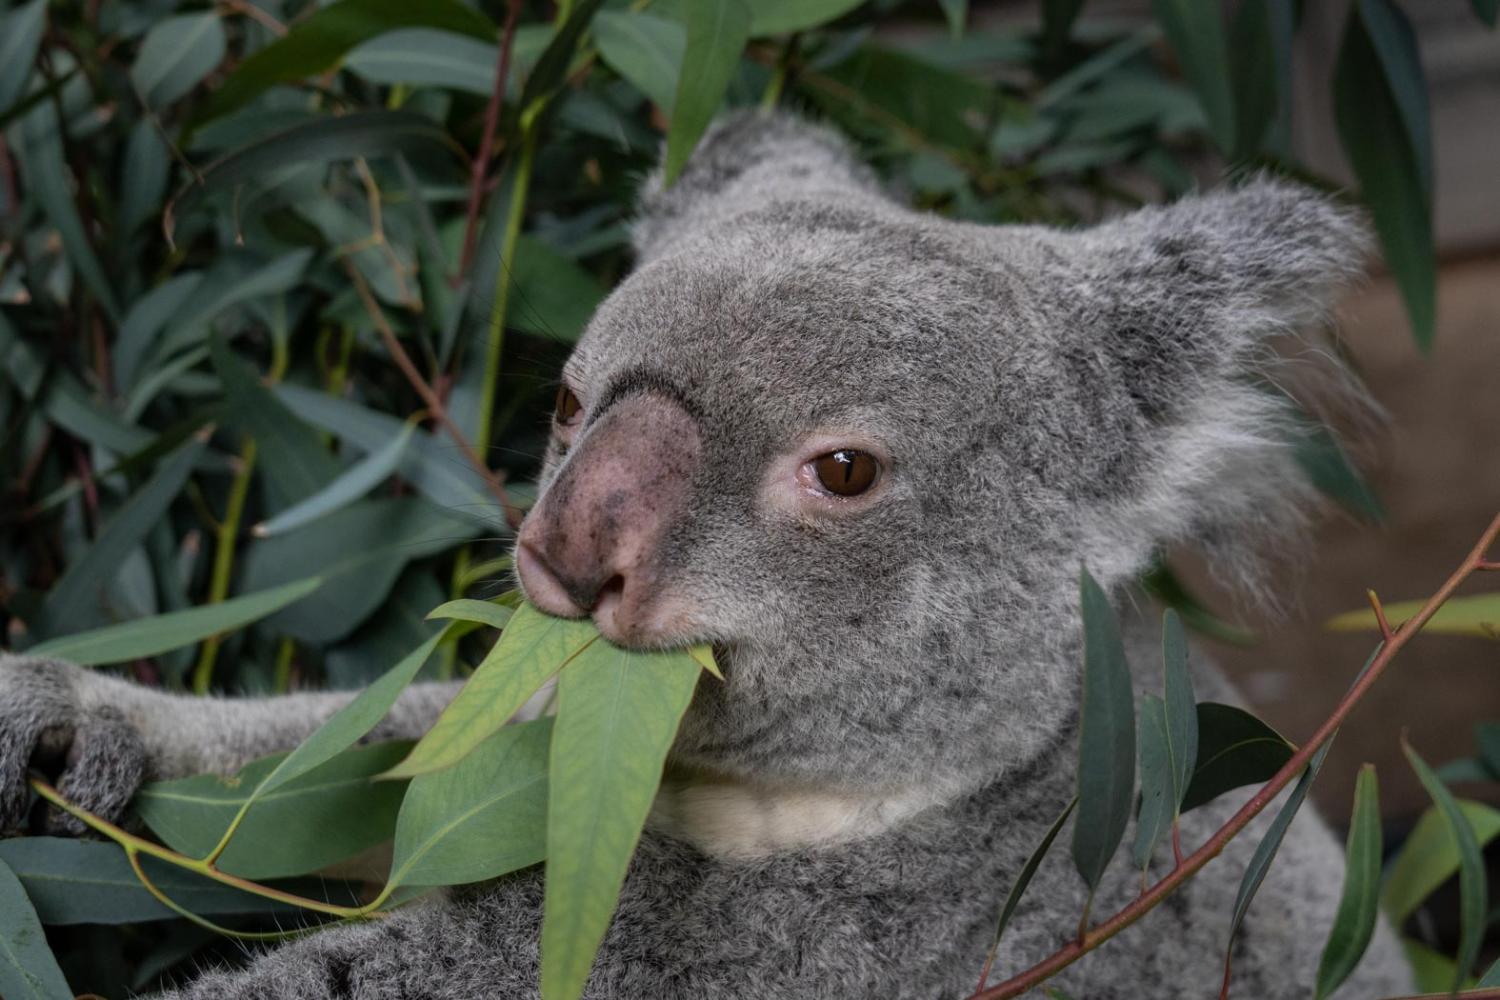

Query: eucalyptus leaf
[594,11,685,111]
[1151,0,1236,152]
[664,0,752,185]
[541,640,703,1000]
[987,797,1075,961]
[1181,703,1293,814]
[1381,800,1500,924]
[1162,610,1197,813]
[1404,739,1488,989]
[385,719,550,889]
[130,13,226,109]
[424,598,515,631]
[1132,695,1174,871]
[1313,765,1382,999]
[28,577,323,666]
[0,856,74,1000]
[252,421,414,536]
[1327,592,1500,639]
[134,742,410,880]
[1070,569,1136,894]
[0,0,47,115]
[385,603,597,779]
[747,0,864,36]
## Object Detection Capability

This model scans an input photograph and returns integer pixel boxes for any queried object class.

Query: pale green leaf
[424,598,515,631]
[1381,800,1500,924]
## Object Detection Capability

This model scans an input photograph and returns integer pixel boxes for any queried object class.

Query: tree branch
[456,0,524,284]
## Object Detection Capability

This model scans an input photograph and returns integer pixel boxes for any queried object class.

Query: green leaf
[1334,0,1435,350]
[594,11,685,111]
[541,641,702,1000]
[1381,799,1500,924]
[113,271,204,388]
[346,28,501,96]
[1151,0,1236,151]
[130,13,226,109]
[1070,568,1136,893]
[1478,722,1500,775]
[1227,0,1279,160]
[32,436,206,637]
[424,598,516,631]
[1403,739,1488,989]
[134,743,409,879]
[1356,0,1432,197]
[747,0,864,36]
[240,499,480,644]
[1436,757,1496,785]
[27,577,323,666]
[385,719,550,889]
[506,236,608,342]
[167,112,460,242]
[1327,592,1500,639]
[1474,0,1499,27]
[0,857,73,1000]
[154,250,316,363]
[1133,695,1174,870]
[1293,417,1384,522]
[664,0,752,185]
[1223,740,1332,985]
[196,0,496,124]
[1040,0,1086,60]
[275,385,505,530]
[0,0,47,115]
[14,102,122,321]
[119,119,171,238]
[235,630,446,825]
[1314,764,1383,999]
[986,797,1076,961]
[0,838,356,924]
[253,421,413,537]
[1181,702,1293,813]
[515,0,609,118]
[211,336,341,508]
[385,603,597,779]
[813,46,997,149]
[1480,955,1500,987]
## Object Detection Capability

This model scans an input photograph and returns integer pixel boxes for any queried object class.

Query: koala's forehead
[568,205,1049,447]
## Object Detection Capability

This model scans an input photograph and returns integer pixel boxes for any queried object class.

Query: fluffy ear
[631,110,887,263]
[1035,180,1375,593]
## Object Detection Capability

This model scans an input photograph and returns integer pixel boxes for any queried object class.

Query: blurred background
[0,0,1496,993]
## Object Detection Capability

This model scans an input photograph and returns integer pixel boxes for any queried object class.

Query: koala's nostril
[515,542,589,619]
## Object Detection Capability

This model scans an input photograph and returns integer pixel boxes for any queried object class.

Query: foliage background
[0,0,1495,994]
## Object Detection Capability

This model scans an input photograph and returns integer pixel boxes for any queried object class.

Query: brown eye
[554,385,582,425]
[812,450,879,497]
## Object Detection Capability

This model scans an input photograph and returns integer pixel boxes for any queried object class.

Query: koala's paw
[0,656,147,836]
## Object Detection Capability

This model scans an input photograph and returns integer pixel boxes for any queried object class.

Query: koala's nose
[515,393,701,646]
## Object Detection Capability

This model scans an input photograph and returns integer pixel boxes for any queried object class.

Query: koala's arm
[0,654,459,833]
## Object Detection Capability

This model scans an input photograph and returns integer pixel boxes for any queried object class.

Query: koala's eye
[811,450,879,497]
[554,385,582,426]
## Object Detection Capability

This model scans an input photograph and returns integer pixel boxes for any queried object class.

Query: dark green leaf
[1381,800,1500,924]
[1162,610,1197,811]
[167,113,461,242]
[118,120,171,238]
[135,743,407,880]
[1436,758,1496,784]
[196,0,495,124]
[386,602,596,779]
[1070,568,1136,892]
[1404,739,1488,989]
[1223,740,1332,986]
[239,498,481,644]
[986,797,1075,962]
[1181,702,1293,813]
[0,839,355,924]
[812,46,996,149]
[153,250,315,363]
[28,578,323,666]
[594,11,685,111]
[515,0,608,118]
[747,0,864,36]
[1133,695,1174,870]
[346,29,505,96]
[1293,416,1384,522]
[1357,0,1431,196]
[507,236,608,342]
[1151,0,1236,152]
[1040,0,1086,61]
[0,0,47,115]
[1227,0,1278,160]
[665,0,752,185]
[130,13,226,109]
[385,719,550,889]
[32,436,206,638]
[1334,1,1435,349]
[0,856,74,999]
[541,641,703,1000]
[1474,0,1499,27]
[1475,722,1500,782]
[253,422,414,537]
[1314,764,1383,999]
[938,0,967,39]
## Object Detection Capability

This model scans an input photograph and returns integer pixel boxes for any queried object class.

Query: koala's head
[515,112,1369,796]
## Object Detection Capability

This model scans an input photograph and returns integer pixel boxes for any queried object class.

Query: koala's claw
[0,656,148,835]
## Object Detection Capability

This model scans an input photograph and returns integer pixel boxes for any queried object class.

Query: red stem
[969,512,1500,1000]
[455,0,523,285]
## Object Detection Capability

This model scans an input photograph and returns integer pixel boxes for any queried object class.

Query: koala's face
[514,115,1367,791]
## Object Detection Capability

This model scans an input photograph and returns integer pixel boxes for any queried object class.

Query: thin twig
[456,0,524,284]
[341,259,521,529]
[969,512,1500,1000]
[1367,588,1395,640]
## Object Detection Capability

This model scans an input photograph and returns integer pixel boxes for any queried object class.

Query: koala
[0,111,1414,999]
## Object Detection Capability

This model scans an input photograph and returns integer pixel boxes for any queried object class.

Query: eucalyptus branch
[341,258,522,529]
[29,776,381,923]
[968,511,1500,1000]
[456,0,524,284]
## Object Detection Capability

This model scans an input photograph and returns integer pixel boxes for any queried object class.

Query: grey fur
[0,111,1411,998]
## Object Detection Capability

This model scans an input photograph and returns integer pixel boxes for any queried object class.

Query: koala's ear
[1036,180,1374,591]
[631,110,887,263]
